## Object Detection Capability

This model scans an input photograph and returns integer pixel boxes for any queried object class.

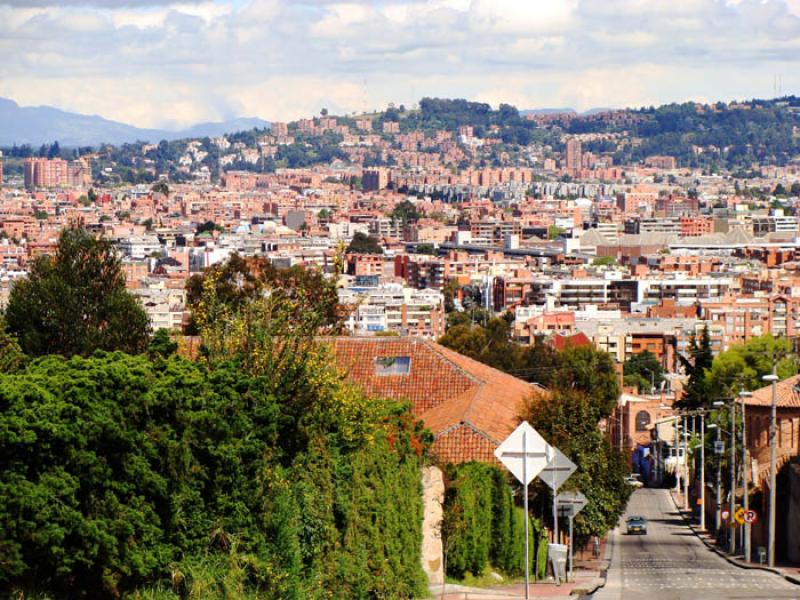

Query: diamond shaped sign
[540,446,577,492]
[557,490,588,516]
[494,421,554,485]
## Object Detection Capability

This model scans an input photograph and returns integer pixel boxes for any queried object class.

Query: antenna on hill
[362,78,368,116]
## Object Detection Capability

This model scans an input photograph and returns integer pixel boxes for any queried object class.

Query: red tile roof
[746,374,800,408]
[328,337,546,463]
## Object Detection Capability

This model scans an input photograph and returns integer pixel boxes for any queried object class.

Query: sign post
[494,422,553,600]
[541,447,577,543]
[557,491,588,582]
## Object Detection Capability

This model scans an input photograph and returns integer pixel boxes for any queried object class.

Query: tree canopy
[707,334,798,396]
[623,350,664,394]
[345,231,383,255]
[4,226,150,357]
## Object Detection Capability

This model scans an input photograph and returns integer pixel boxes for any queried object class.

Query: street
[590,488,799,600]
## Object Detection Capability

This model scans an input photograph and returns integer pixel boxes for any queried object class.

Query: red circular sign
[744,510,758,524]
[721,509,731,520]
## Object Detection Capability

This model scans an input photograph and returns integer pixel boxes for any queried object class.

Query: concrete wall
[421,465,444,585]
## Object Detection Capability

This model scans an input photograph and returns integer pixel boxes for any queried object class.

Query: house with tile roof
[743,374,800,563]
[328,337,546,464]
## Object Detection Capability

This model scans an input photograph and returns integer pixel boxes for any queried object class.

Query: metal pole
[683,415,689,510]
[715,425,721,533]
[700,411,706,530]
[769,364,778,568]
[523,431,529,600]
[740,389,750,562]
[730,400,736,555]
[674,420,680,493]
[568,515,574,583]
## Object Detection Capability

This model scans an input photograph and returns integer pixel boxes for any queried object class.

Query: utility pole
[715,424,721,533]
[683,414,689,511]
[700,410,706,531]
[765,358,779,568]
[739,388,752,562]
[729,399,736,555]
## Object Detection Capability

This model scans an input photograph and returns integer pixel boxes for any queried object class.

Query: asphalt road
[590,488,799,600]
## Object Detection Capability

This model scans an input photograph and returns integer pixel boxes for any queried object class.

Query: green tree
[390,200,420,225]
[678,326,713,409]
[345,231,383,255]
[5,227,150,357]
[547,225,566,240]
[523,389,630,544]
[623,350,664,394]
[708,334,797,396]
[151,180,169,196]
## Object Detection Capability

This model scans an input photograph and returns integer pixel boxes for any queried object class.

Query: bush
[444,463,546,580]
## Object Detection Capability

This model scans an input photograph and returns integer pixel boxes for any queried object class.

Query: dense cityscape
[5,1,800,599]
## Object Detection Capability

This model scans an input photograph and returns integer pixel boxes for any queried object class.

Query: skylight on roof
[374,356,411,376]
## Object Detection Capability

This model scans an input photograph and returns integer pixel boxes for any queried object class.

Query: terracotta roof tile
[746,374,800,409]
[329,337,546,464]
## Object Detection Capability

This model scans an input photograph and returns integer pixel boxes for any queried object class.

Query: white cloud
[0,0,799,128]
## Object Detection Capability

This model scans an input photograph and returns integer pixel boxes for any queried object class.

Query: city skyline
[2,0,800,129]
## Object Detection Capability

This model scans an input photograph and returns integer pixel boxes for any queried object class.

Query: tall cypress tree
[678,326,713,409]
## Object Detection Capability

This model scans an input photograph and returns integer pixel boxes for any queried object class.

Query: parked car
[625,474,644,488]
[626,516,648,535]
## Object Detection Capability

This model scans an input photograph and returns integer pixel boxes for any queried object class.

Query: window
[635,410,651,432]
[374,356,411,376]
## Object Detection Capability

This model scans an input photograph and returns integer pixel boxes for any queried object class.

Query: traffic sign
[734,507,745,525]
[557,490,588,515]
[721,508,731,521]
[744,509,758,524]
[494,421,553,485]
[714,441,725,455]
[541,446,577,492]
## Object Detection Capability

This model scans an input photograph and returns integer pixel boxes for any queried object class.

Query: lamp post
[739,389,752,562]
[712,399,735,554]
[683,415,690,511]
[763,371,779,568]
[708,422,721,533]
[699,409,706,531]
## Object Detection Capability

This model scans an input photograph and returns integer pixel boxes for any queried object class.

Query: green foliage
[678,326,714,409]
[5,226,151,357]
[148,329,178,358]
[623,350,664,394]
[708,334,797,397]
[443,463,544,580]
[2,265,429,598]
[390,200,420,225]
[523,389,630,545]
[184,254,342,336]
[591,256,617,267]
[346,232,383,255]
[196,220,223,235]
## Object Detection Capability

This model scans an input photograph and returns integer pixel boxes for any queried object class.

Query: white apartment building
[339,283,445,338]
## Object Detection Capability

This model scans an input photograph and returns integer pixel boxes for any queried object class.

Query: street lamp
[708,422,721,534]
[763,372,779,568]
[739,389,753,562]
[713,399,736,554]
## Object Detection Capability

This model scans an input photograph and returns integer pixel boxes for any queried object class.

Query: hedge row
[444,463,547,580]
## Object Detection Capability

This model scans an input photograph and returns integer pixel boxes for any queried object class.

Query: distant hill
[0,97,270,147]
[520,107,614,116]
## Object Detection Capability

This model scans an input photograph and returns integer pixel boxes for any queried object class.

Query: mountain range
[0,98,270,147]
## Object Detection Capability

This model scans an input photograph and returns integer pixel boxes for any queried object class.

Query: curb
[669,492,800,586]
[572,531,614,597]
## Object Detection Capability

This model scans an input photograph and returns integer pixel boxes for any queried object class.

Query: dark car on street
[626,516,648,535]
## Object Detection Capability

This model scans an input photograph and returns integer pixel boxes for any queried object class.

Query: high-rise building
[23,157,91,189]
[565,137,582,173]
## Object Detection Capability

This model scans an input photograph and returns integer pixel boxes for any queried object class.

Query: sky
[2,0,800,129]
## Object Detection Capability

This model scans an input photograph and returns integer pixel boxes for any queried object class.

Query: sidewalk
[669,490,800,586]
[428,538,610,599]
